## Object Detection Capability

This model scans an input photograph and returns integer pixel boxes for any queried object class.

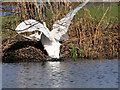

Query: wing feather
[15,19,54,41]
[51,0,89,41]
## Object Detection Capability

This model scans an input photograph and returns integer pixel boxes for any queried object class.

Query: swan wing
[51,0,89,41]
[15,19,54,41]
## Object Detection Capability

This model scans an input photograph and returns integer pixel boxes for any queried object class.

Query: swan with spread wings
[15,0,89,59]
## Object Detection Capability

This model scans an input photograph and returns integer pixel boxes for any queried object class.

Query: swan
[15,0,89,59]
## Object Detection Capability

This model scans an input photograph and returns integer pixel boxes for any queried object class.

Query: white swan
[15,0,89,59]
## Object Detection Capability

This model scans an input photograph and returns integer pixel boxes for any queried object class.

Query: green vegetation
[79,46,82,58]
[77,5,119,25]
[71,42,77,58]
[89,6,118,19]
[2,13,21,34]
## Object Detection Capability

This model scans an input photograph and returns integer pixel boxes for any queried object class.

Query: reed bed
[2,1,119,61]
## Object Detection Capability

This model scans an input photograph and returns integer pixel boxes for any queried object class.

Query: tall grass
[2,2,119,59]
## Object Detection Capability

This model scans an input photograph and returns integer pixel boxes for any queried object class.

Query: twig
[96,7,109,30]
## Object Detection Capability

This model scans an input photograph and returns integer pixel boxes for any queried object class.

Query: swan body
[15,0,89,59]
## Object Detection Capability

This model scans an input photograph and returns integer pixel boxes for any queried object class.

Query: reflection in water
[2,59,118,88]
[47,62,62,88]
[16,62,63,88]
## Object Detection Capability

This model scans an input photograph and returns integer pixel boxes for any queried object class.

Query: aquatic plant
[79,46,82,58]
[71,42,77,58]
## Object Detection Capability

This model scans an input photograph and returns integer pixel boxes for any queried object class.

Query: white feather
[51,0,89,41]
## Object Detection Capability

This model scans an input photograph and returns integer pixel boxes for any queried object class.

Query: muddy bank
[2,27,119,62]
[2,34,47,62]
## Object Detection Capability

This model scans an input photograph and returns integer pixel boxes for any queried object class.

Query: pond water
[2,59,118,88]
[0,5,20,16]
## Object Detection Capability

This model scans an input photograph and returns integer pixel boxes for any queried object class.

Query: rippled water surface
[2,59,118,88]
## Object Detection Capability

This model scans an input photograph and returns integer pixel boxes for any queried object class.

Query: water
[0,3,42,16]
[2,59,118,88]
[0,5,20,16]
